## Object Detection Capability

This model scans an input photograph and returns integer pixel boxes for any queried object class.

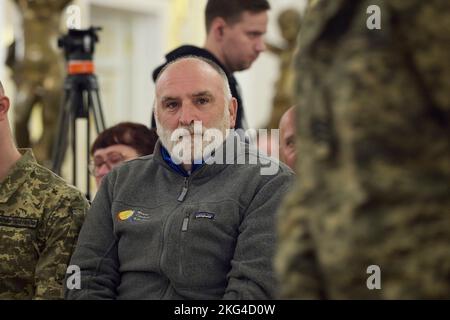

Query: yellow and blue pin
[117,210,135,221]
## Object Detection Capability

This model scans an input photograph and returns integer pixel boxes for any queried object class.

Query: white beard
[156,107,230,165]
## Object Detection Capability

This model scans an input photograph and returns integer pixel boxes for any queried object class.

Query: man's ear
[0,96,10,121]
[228,97,238,129]
[209,17,227,41]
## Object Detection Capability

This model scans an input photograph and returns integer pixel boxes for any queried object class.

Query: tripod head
[58,27,102,75]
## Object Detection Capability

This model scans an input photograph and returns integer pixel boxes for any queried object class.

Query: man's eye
[247,32,261,39]
[164,101,179,109]
[196,97,209,105]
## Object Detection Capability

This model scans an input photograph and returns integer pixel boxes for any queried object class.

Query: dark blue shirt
[160,146,203,177]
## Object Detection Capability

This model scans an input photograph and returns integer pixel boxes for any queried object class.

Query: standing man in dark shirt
[152,0,270,130]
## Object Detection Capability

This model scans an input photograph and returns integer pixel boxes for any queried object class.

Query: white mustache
[171,122,205,139]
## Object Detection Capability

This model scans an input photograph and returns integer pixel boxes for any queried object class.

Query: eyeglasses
[89,152,125,177]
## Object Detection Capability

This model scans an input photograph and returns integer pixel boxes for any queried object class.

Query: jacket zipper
[179,211,190,276]
[177,177,189,202]
[160,176,188,287]
[181,212,190,232]
[160,176,190,290]
[162,169,205,285]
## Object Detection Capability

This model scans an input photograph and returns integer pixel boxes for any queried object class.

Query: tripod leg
[52,90,73,174]
[86,113,91,201]
[72,107,77,187]
[89,89,106,133]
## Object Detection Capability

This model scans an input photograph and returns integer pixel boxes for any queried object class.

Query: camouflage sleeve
[33,190,88,300]
[275,184,326,299]
[277,0,450,299]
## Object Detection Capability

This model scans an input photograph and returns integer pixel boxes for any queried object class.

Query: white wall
[73,0,169,126]
[0,0,20,120]
[0,0,5,84]
[70,0,169,194]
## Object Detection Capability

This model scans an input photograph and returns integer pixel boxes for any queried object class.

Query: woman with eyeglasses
[89,122,158,186]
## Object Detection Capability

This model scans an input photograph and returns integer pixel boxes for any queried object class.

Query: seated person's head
[153,56,237,167]
[279,106,296,171]
[90,122,158,186]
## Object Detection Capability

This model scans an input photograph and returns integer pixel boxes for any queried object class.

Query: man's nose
[255,38,266,53]
[178,104,196,126]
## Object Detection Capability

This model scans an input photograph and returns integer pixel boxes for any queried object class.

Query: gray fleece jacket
[65,134,294,299]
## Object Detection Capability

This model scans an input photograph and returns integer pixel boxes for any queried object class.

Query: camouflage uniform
[276,0,450,299]
[0,149,88,299]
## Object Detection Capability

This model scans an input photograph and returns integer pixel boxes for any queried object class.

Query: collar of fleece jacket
[153,132,245,180]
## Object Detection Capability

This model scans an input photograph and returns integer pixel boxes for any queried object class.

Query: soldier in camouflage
[276,0,450,299]
[0,81,88,299]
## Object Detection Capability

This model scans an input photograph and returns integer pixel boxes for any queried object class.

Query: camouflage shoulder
[298,0,390,54]
[31,162,89,211]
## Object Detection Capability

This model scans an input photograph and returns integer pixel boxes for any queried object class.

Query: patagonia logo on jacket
[194,212,215,219]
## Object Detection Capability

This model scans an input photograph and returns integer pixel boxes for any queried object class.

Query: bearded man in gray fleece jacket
[65,56,294,300]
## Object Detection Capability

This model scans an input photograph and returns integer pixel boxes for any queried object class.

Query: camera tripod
[51,73,106,200]
[51,27,105,200]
